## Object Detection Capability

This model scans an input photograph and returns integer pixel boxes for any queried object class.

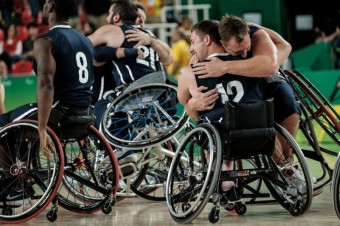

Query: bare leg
[272,113,299,164]
[221,160,235,191]
[204,150,234,191]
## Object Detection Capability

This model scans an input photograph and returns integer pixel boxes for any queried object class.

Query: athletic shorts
[264,81,301,123]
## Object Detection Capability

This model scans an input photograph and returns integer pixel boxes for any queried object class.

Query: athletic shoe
[281,164,307,195]
[224,186,242,202]
[0,189,30,206]
[220,186,242,210]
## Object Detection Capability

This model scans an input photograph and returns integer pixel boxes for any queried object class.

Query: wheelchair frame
[100,79,191,202]
[166,121,313,223]
[0,115,120,223]
[282,69,339,195]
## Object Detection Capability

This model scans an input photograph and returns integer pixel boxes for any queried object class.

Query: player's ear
[113,13,120,24]
[45,0,54,13]
[204,34,210,46]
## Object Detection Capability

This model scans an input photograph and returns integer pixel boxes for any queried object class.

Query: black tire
[266,124,313,216]
[166,123,222,224]
[284,70,340,145]
[0,120,64,224]
[332,154,340,219]
[57,125,119,214]
[130,122,194,201]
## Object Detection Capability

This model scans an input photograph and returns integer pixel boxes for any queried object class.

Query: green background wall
[3,75,36,111]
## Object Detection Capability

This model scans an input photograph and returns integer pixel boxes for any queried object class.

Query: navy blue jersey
[195,54,263,122]
[92,63,115,104]
[112,25,159,86]
[246,25,259,58]
[33,25,94,109]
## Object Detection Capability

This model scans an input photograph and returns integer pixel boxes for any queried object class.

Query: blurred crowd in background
[0,0,193,79]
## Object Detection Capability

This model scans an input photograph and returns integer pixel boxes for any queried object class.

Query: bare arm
[34,37,56,159]
[192,29,280,78]
[178,66,219,121]
[88,25,125,66]
[88,25,125,48]
[125,29,173,66]
[177,66,200,121]
[0,83,5,113]
[248,22,291,65]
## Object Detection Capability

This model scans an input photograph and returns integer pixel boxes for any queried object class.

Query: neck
[207,45,226,56]
[48,17,69,29]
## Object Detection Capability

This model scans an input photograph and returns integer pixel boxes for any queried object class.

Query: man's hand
[125,29,151,48]
[39,130,55,160]
[192,57,226,78]
[188,86,219,111]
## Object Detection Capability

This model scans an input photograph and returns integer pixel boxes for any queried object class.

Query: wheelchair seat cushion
[60,115,95,140]
[27,107,94,140]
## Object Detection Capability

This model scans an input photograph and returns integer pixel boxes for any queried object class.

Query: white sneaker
[311,177,324,196]
[281,165,307,194]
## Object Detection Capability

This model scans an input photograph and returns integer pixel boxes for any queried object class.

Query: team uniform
[248,26,301,122]
[111,24,159,86]
[196,54,263,124]
[92,24,162,129]
[0,25,94,126]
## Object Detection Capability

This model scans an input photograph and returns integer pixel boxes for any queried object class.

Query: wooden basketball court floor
[9,183,340,226]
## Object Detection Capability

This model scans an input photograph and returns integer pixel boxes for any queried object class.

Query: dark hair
[111,0,138,25]
[49,0,77,20]
[26,21,38,29]
[135,3,145,11]
[191,20,221,44]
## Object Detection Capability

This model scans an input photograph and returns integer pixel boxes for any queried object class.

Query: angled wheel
[266,124,313,216]
[332,153,340,219]
[129,121,194,201]
[166,123,222,224]
[57,125,119,214]
[0,120,64,224]
[101,83,188,149]
[284,70,340,145]
[283,69,337,192]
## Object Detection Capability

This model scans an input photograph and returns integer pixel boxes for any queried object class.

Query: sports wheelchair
[281,70,340,219]
[282,69,339,196]
[166,99,313,224]
[0,107,120,223]
[100,71,190,202]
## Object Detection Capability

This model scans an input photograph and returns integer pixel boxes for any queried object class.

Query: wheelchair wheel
[166,123,222,224]
[298,103,333,191]
[130,121,194,201]
[57,125,119,214]
[284,70,340,145]
[0,120,64,224]
[332,153,340,219]
[101,83,189,149]
[266,124,313,216]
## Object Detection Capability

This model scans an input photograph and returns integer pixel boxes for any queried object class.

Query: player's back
[195,54,263,122]
[112,24,160,86]
[36,25,94,109]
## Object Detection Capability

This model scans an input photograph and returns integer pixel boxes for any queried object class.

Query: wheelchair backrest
[223,98,276,159]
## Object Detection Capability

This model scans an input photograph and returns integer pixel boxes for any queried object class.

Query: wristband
[124,48,139,58]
